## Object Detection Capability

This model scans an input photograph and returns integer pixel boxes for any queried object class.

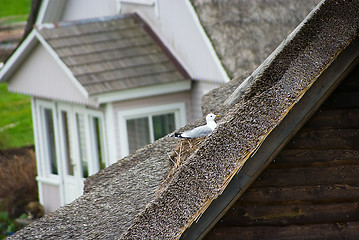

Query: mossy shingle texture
[121,1,359,239]
[7,1,359,239]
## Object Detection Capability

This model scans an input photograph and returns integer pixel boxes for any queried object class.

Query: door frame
[57,103,108,204]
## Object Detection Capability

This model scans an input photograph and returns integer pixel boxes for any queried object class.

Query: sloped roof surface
[8,1,359,240]
[190,0,320,79]
[8,137,179,239]
[120,0,359,239]
[38,14,188,96]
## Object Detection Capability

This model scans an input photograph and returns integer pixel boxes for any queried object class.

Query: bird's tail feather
[168,132,187,138]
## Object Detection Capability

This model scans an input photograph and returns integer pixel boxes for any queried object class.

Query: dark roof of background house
[190,0,321,80]
[121,0,359,239]
[192,0,321,113]
[8,0,359,239]
[38,14,189,96]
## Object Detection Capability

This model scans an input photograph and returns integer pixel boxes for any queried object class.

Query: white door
[58,105,106,204]
[58,107,82,203]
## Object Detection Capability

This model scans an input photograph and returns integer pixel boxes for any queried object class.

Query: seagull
[169,113,219,138]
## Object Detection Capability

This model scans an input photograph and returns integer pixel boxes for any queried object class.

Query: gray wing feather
[181,125,213,138]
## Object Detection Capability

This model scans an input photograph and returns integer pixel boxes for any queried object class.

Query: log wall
[204,64,359,239]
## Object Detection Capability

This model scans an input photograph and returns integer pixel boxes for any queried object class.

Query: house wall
[39,183,61,213]
[112,91,191,159]
[191,81,220,119]
[53,0,229,83]
[120,0,229,83]
[60,0,117,21]
[204,64,359,238]
[7,43,97,106]
[32,97,107,213]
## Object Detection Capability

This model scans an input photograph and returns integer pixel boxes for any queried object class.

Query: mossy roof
[8,0,359,239]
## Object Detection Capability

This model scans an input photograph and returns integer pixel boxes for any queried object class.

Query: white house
[0,0,228,213]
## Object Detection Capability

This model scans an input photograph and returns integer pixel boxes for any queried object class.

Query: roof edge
[36,0,67,24]
[181,37,359,240]
[223,0,325,107]
[131,13,192,80]
[0,30,38,83]
[119,0,359,239]
[185,0,230,83]
[33,28,90,99]
[95,80,192,104]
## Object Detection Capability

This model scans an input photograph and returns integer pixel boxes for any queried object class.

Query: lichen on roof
[7,1,359,240]
[120,1,359,239]
[190,0,321,80]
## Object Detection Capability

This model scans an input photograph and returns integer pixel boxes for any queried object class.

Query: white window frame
[34,99,108,207]
[86,109,108,174]
[58,103,109,177]
[117,0,159,17]
[36,100,62,182]
[118,102,186,158]
[119,0,155,5]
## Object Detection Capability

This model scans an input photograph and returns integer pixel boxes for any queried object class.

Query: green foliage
[0,210,28,239]
[0,83,33,149]
[0,211,15,238]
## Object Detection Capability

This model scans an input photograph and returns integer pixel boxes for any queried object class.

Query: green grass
[0,0,33,149]
[0,83,33,149]
[0,0,31,23]
[0,0,31,18]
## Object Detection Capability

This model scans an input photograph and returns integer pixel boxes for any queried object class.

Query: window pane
[61,111,74,176]
[44,108,58,175]
[76,114,88,178]
[152,113,176,140]
[127,117,150,153]
[93,117,105,170]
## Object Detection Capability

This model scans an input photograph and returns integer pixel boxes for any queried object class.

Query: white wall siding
[40,183,61,213]
[120,0,229,83]
[60,0,118,21]
[37,0,229,83]
[112,91,191,160]
[7,44,97,106]
[105,103,118,165]
[191,81,220,119]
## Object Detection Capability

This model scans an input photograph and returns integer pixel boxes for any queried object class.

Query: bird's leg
[177,140,184,166]
[167,152,177,168]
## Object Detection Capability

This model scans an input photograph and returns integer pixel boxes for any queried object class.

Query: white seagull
[169,113,219,138]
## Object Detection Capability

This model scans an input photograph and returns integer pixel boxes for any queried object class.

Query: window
[127,113,175,153]
[91,116,106,170]
[118,103,186,157]
[43,108,58,175]
[59,108,106,180]
[61,111,74,176]
[119,0,155,6]
[76,113,89,178]
[153,113,176,140]
[36,100,108,206]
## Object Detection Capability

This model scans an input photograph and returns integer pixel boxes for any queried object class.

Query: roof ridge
[35,13,136,31]
[120,1,359,239]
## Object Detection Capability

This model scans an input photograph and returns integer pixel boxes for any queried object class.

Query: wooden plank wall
[204,65,359,239]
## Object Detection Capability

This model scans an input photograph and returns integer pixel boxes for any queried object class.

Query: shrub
[0,146,38,218]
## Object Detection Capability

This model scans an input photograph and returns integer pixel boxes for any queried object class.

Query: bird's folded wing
[181,125,213,138]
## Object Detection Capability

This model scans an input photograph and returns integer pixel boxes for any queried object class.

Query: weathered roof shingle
[8,1,359,239]
[38,14,189,96]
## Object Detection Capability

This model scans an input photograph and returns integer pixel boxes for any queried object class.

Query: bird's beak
[216,115,220,118]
